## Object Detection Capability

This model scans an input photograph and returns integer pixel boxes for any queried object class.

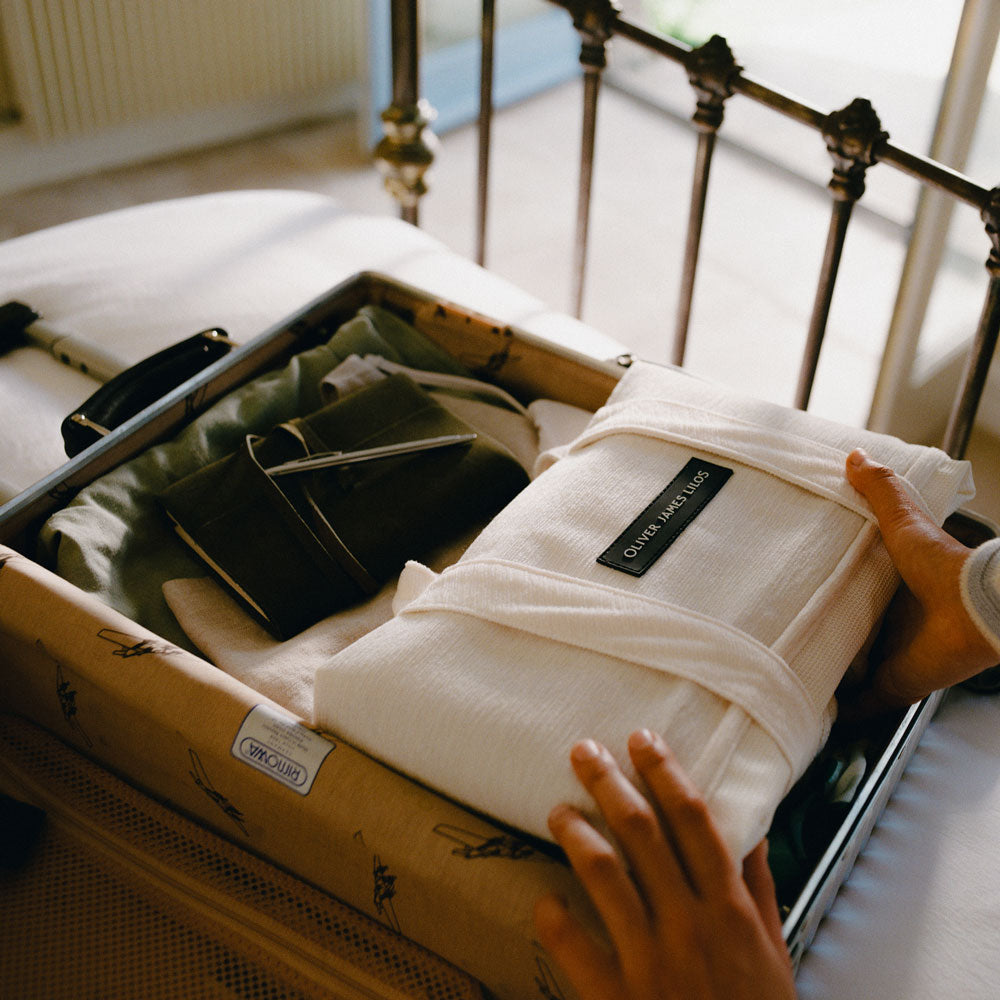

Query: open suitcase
[2,269,995,999]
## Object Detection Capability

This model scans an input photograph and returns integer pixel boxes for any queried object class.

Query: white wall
[0,0,367,194]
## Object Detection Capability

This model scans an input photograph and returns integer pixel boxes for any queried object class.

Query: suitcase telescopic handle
[60,328,234,457]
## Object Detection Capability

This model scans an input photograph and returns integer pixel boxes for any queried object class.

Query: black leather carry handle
[60,328,234,457]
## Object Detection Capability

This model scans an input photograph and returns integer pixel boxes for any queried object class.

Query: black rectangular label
[597,458,733,576]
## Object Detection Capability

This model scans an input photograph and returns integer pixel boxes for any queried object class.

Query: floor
[3,69,999,523]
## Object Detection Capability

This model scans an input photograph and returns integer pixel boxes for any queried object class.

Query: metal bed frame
[375,0,1000,462]
[373,0,1000,969]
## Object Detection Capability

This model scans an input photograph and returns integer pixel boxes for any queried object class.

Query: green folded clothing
[160,374,529,638]
[38,304,500,652]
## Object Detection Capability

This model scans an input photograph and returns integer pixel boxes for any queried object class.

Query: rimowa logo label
[597,458,733,576]
[238,738,307,787]
[231,704,335,795]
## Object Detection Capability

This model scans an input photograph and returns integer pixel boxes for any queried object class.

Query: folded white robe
[313,362,975,858]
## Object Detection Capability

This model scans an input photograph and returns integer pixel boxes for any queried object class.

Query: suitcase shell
[0,271,993,997]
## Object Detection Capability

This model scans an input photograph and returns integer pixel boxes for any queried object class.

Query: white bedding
[0,190,622,502]
[0,347,101,497]
[797,686,1000,999]
[3,191,1000,999]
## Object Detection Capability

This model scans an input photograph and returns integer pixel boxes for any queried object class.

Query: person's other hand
[844,448,997,717]
[534,731,796,1000]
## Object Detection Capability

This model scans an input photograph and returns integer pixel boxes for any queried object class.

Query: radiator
[0,0,363,139]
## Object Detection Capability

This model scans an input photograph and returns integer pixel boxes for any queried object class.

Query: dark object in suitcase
[0,793,46,869]
[160,373,529,639]
[0,300,40,350]
[60,328,235,457]
[962,662,1000,694]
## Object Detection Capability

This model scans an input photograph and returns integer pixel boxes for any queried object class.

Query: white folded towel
[313,362,975,858]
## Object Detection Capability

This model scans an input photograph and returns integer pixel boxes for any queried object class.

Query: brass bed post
[475,0,496,266]
[673,36,741,368]
[568,0,619,319]
[795,99,887,410]
[942,187,1000,459]
[375,0,437,226]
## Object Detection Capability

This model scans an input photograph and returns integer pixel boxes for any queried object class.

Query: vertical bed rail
[672,36,740,368]
[475,0,495,266]
[568,1,618,319]
[375,0,436,226]
[795,100,886,410]
[943,188,1000,458]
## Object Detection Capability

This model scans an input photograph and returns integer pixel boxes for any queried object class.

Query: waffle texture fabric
[962,537,1000,656]
[313,362,975,859]
[159,391,591,718]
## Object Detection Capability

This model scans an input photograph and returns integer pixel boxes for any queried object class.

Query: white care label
[231,704,335,795]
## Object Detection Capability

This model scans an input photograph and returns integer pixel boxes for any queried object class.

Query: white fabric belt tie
[395,557,824,773]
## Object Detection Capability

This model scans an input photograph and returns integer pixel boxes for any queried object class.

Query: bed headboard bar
[670,34,739,373]
[474,0,496,268]
[379,0,1000,460]
[373,0,431,228]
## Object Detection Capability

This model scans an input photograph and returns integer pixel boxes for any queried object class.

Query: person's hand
[843,448,997,717]
[533,731,796,1000]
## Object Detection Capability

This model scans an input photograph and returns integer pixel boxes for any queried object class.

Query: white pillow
[313,361,975,858]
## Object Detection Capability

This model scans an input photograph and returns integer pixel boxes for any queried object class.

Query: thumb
[844,448,962,583]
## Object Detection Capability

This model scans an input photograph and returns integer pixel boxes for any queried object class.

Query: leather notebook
[160,374,528,638]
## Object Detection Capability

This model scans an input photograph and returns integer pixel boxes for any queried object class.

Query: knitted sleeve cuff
[960,536,1000,658]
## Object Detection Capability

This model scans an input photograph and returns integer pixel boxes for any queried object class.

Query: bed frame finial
[822,98,888,202]
[374,100,439,215]
[377,0,438,225]
[685,35,742,133]
[980,186,1000,276]
[569,0,620,70]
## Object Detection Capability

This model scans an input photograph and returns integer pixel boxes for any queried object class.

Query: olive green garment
[37,306,488,652]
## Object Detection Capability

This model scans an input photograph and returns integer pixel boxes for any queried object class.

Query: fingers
[627,729,739,896]
[561,733,740,910]
[549,736,733,995]
[547,797,653,953]
[864,607,998,712]
[542,737,797,1000]
[845,448,925,527]
[838,671,917,721]
[842,448,996,714]
[564,738,689,915]
[844,449,968,584]
[532,893,619,1000]
[742,840,788,959]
